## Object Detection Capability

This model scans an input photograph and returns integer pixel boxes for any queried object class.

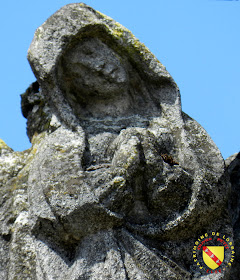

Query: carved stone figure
[0,3,237,279]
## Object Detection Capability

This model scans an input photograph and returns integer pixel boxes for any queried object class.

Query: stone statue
[0,3,237,279]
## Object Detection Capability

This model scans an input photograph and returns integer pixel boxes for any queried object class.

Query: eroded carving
[0,3,234,279]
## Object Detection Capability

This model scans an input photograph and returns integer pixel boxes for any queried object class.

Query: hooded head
[27,3,180,132]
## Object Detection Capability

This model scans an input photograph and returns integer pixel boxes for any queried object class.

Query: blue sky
[0,0,239,159]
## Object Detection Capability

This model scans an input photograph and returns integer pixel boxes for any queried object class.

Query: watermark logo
[193,232,235,274]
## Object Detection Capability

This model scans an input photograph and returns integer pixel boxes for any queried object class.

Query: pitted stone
[0,3,236,279]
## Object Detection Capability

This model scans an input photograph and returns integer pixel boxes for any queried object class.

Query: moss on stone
[0,139,13,153]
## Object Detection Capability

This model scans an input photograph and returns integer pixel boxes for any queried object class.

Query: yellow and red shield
[202,246,224,270]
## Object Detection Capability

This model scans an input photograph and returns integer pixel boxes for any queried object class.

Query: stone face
[0,3,237,279]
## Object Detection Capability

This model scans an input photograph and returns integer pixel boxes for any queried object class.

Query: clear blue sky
[0,0,239,159]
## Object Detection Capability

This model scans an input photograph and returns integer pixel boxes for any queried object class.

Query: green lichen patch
[0,139,13,154]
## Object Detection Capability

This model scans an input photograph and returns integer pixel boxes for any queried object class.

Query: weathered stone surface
[226,153,240,279]
[0,3,237,279]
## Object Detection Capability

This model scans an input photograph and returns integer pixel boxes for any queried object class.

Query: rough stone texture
[226,153,240,279]
[0,3,238,279]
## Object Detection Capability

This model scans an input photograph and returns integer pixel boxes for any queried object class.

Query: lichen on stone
[0,3,238,280]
